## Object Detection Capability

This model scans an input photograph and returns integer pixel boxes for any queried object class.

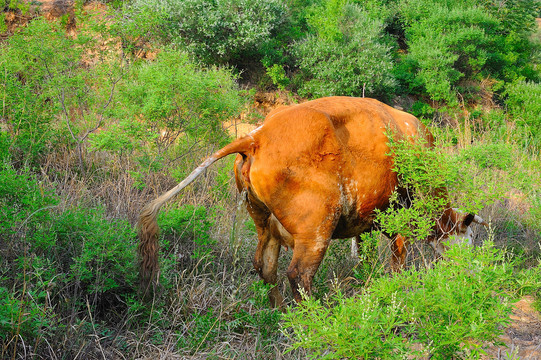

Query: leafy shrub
[397,0,540,104]
[0,286,53,343]
[352,231,384,285]
[128,0,287,65]
[283,242,514,359]
[409,100,435,119]
[0,165,57,246]
[0,18,76,165]
[0,15,126,168]
[400,3,497,104]
[459,143,514,170]
[265,63,290,90]
[158,204,215,262]
[293,1,396,98]
[90,50,246,166]
[0,164,139,356]
[504,80,541,149]
[0,165,136,299]
[376,131,506,241]
[53,207,137,297]
[375,135,451,241]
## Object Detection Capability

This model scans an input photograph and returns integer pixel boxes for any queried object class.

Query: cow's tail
[138,135,254,294]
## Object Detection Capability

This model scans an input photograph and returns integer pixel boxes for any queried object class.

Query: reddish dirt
[484,296,541,359]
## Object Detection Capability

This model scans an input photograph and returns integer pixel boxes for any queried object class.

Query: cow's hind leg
[286,235,331,303]
[390,234,408,272]
[253,221,283,308]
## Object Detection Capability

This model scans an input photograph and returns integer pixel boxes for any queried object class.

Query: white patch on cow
[344,179,359,204]
[312,227,329,252]
[429,239,446,256]
[351,238,358,258]
[248,125,263,137]
[450,226,473,246]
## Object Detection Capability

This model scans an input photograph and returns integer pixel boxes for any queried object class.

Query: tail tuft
[138,204,160,295]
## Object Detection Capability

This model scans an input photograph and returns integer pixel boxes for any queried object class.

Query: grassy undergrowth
[283,241,541,359]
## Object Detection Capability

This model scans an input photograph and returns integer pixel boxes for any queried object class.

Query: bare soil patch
[484,296,541,359]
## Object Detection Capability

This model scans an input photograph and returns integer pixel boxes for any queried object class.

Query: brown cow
[138,96,486,306]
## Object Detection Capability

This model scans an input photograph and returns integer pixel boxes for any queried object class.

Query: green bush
[0,165,136,298]
[0,286,53,342]
[409,101,435,119]
[265,63,290,90]
[53,207,137,296]
[376,131,507,241]
[128,0,287,65]
[504,80,541,149]
[0,15,126,168]
[90,50,246,170]
[293,1,396,98]
[0,163,139,355]
[396,0,540,104]
[283,242,514,359]
[375,134,451,241]
[0,18,76,165]
[0,165,57,246]
[159,204,215,262]
[459,143,514,170]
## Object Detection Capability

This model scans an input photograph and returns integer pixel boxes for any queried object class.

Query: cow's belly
[331,213,374,239]
[332,182,394,239]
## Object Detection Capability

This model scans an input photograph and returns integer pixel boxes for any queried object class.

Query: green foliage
[377,131,507,240]
[0,15,126,167]
[90,50,246,166]
[293,1,396,98]
[396,0,540,104]
[504,80,541,149]
[265,63,290,90]
[0,286,53,341]
[230,281,282,343]
[0,18,78,164]
[0,165,57,244]
[0,165,136,297]
[89,120,150,156]
[5,0,29,13]
[409,100,435,119]
[283,242,514,359]
[129,0,287,65]
[54,207,137,295]
[376,134,450,241]
[159,204,215,261]
[353,231,384,285]
[0,164,138,354]
[459,142,514,170]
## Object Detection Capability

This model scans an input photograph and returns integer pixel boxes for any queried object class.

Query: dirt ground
[484,296,541,360]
